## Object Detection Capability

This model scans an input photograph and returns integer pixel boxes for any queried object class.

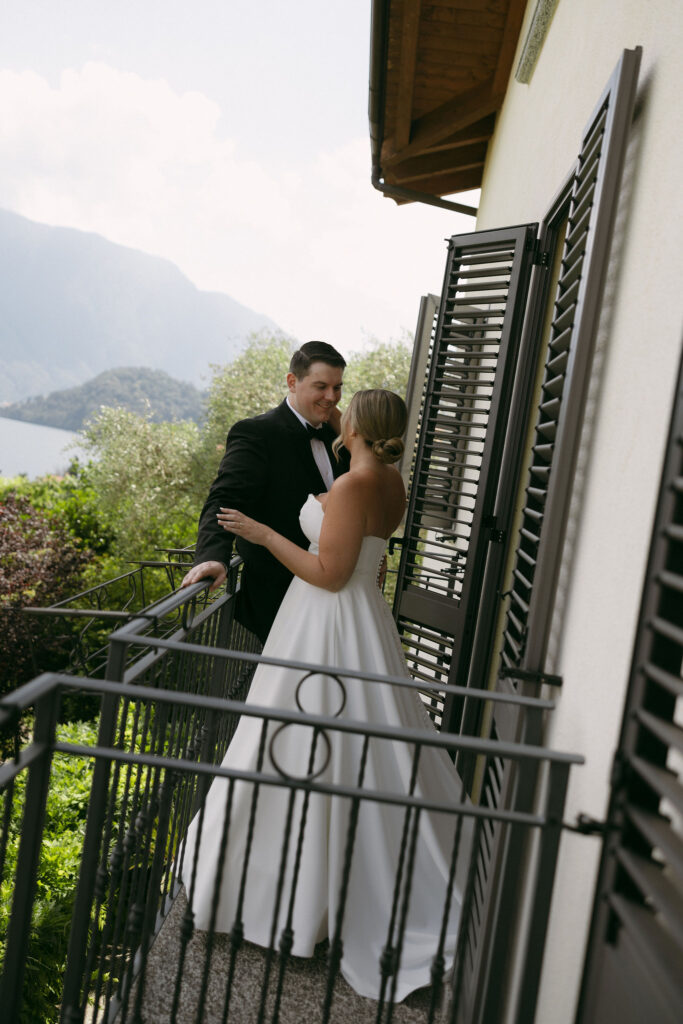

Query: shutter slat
[664,523,683,543]
[650,615,683,646]
[630,756,683,815]
[606,894,683,1008]
[566,189,594,237]
[625,805,683,882]
[556,275,581,313]
[615,848,683,950]
[565,201,593,253]
[657,569,683,593]
[536,420,557,442]
[578,103,608,161]
[549,323,573,356]
[451,249,515,267]
[642,662,683,698]
[550,301,575,336]
[543,371,565,397]
[450,280,512,294]
[636,709,683,754]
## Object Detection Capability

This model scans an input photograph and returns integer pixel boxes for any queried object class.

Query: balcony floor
[127,889,434,1023]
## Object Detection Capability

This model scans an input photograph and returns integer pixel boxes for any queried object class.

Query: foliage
[0,463,113,556]
[2,367,206,431]
[0,720,99,1024]
[343,334,413,399]
[195,330,294,495]
[80,407,202,563]
[0,492,91,711]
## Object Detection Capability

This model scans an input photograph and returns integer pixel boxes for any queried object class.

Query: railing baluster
[221,719,269,1024]
[0,690,59,1021]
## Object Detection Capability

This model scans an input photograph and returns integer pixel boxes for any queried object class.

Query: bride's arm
[217,475,365,592]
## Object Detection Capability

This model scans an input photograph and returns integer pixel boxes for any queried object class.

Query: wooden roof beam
[393,0,422,151]
[383,115,496,166]
[389,166,483,204]
[394,76,503,163]
[384,141,488,183]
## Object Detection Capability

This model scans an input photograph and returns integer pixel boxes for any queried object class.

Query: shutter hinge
[388,536,405,555]
[499,667,563,687]
[483,515,505,543]
[533,242,550,267]
[563,813,617,836]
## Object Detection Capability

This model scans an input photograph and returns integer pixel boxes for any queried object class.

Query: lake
[0,416,86,478]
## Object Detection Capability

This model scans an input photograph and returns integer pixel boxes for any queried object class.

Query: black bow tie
[305,423,324,440]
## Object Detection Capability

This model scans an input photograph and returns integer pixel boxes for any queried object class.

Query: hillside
[1,367,205,431]
[0,207,280,403]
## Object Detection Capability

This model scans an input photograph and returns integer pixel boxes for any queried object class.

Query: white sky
[0,0,478,354]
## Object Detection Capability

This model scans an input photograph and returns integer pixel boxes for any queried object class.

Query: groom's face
[287,361,344,427]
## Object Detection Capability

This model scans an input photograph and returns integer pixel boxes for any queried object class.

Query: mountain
[1,367,205,431]
[0,207,280,403]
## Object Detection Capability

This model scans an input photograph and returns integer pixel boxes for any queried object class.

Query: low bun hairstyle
[370,436,405,465]
[333,389,407,465]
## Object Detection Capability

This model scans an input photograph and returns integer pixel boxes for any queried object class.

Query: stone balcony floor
[126,890,435,1024]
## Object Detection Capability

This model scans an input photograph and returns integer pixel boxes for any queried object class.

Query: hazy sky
[0,0,477,354]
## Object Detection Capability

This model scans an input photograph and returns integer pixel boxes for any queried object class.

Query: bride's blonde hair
[332,389,407,465]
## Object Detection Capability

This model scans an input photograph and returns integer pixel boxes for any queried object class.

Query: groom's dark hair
[289,341,346,379]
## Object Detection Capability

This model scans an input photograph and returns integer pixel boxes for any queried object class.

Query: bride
[179,389,469,1003]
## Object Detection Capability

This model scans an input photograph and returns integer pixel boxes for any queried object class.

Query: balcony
[1,565,582,1024]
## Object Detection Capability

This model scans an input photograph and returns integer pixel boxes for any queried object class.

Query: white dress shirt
[286,396,335,491]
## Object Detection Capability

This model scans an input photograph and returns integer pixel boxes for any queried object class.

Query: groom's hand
[180,560,227,592]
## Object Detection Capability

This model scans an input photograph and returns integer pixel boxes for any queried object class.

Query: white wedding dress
[180,494,470,1002]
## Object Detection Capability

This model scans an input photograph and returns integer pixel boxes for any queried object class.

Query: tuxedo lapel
[275,400,329,492]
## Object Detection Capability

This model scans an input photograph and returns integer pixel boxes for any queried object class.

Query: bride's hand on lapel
[217,508,271,546]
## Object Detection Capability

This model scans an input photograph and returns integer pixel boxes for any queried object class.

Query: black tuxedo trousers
[193,400,349,643]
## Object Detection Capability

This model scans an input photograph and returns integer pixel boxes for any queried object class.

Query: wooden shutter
[496,47,643,726]
[576,348,683,1024]
[398,293,440,499]
[393,225,537,729]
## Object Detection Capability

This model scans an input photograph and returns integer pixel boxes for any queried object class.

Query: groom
[181,341,349,642]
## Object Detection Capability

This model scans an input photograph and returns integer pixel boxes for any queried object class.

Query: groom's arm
[186,420,268,580]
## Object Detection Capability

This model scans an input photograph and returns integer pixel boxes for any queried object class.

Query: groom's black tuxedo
[193,399,350,642]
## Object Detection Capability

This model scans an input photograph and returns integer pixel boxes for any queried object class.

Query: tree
[191,330,294,496]
[80,406,202,562]
[343,335,413,399]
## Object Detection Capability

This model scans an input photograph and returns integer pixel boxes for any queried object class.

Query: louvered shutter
[454,49,644,1024]
[398,293,440,499]
[496,47,643,731]
[393,225,537,730]
[576,349,683,1024]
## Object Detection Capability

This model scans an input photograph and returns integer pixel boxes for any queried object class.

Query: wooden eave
[370,0,527,205]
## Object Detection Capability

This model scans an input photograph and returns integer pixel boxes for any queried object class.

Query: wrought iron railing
[0,575,582,1024]
[23,547,223,678]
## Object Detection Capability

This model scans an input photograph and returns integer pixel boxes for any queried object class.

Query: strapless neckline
[306,493,391,543]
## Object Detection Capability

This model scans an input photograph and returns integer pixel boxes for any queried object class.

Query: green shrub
[0,493,92,718]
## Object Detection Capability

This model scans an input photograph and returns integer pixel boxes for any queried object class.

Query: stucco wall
[474,2,683,1021]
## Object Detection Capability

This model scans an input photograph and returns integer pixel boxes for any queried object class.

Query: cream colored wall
[474,2,683,1021]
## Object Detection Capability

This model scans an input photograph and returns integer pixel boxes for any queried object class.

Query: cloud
[0,63,475,351]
